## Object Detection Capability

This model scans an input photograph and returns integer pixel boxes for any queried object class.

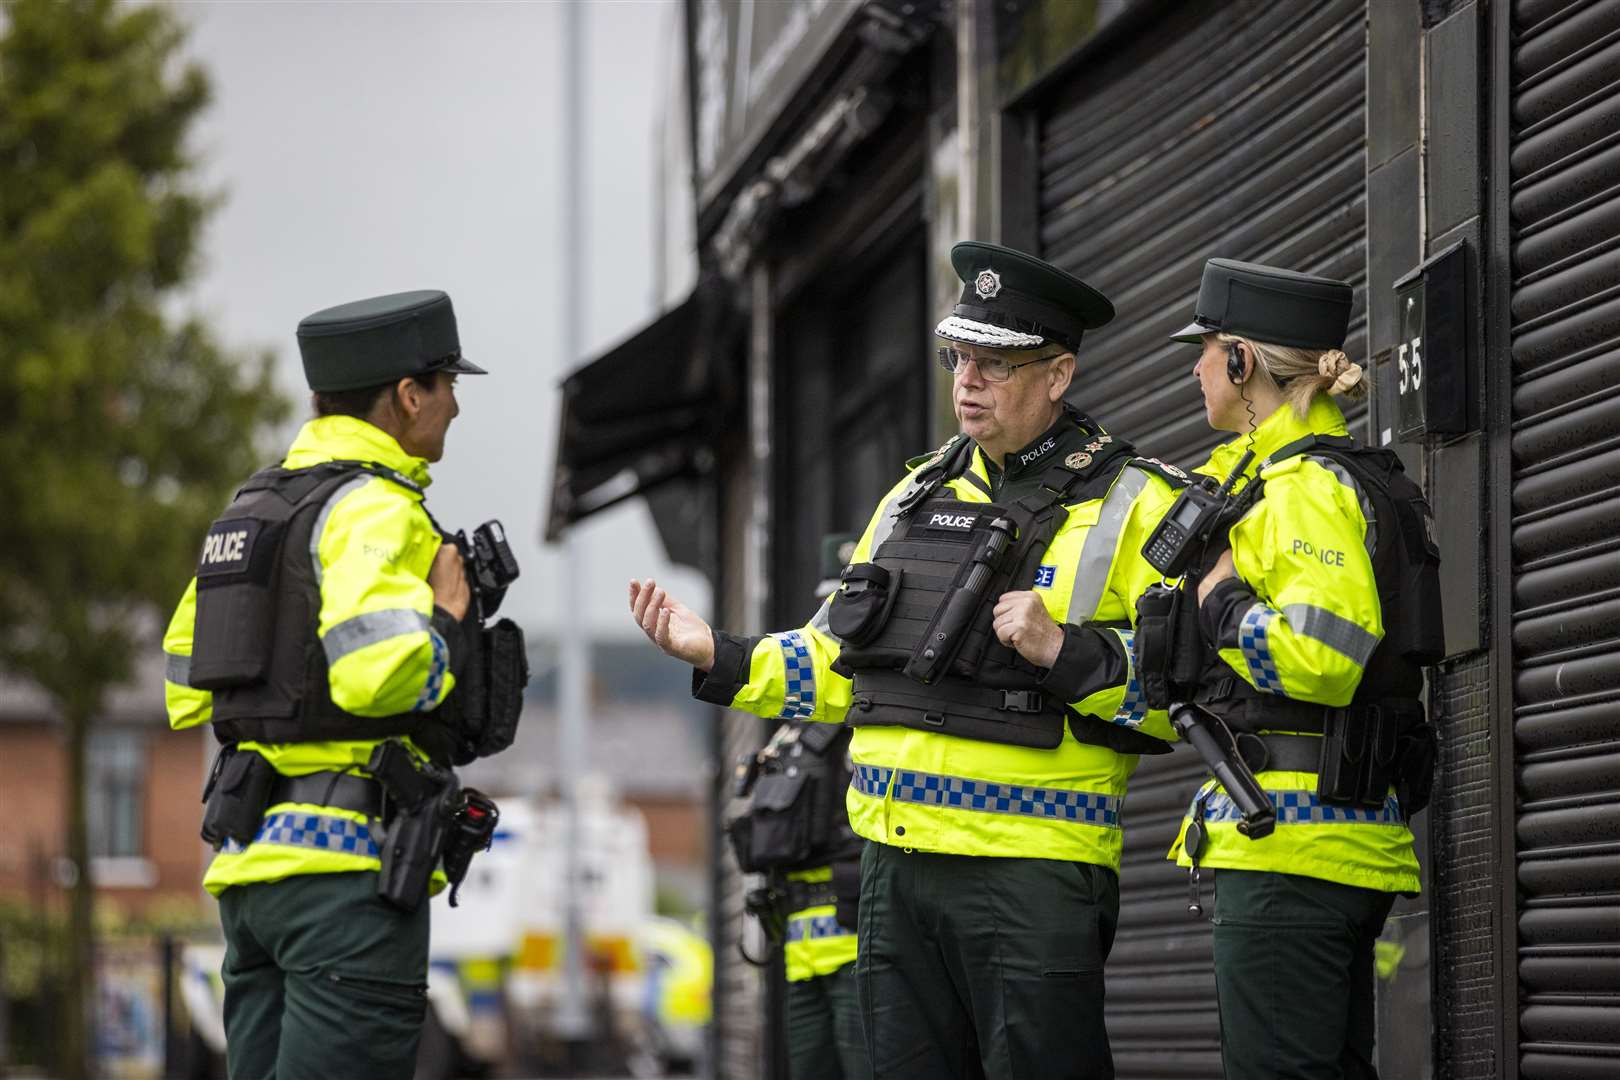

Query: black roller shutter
[1034,0,1367,1074]
[1509,1,1620,1076]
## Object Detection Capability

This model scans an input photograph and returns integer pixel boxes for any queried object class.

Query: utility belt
[1207,699,1436,817]
[199,740,499,911]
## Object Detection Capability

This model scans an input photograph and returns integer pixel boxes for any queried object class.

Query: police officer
[632,242,1185,1079]
[728,534,870,1080]
[163,290,492,1079]
[1162,260,1442,1079]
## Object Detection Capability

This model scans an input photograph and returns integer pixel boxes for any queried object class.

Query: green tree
[0,3,289,1074]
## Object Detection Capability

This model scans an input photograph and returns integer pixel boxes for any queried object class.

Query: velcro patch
[1034,565,1058,588]
[197,518,262,577]
[925,512,978,531]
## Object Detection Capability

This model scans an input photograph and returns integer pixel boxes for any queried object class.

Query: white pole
[557,0,592,1048]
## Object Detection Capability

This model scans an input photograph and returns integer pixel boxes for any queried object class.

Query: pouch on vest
[477,618,529,758]
[199,747,277,850]
[1394,491,1445,665]
[1394,716,1437,817]
[743,768,816,871]
[1317,703,1400,811]
[827,564,900,647]
[190,517,284,690]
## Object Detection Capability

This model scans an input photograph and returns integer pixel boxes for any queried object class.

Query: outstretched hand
[629,579,716,671]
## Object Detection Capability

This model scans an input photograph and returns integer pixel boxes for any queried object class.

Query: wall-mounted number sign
[1391,241,1474,442]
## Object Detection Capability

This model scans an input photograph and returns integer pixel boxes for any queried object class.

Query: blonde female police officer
[164,290,485,1080]
[633,242,1185,1080]
[1162,260,1442,1079]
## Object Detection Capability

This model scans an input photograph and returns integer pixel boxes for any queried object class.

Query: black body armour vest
[829,431,1172,756]
[726,721,862,876]
[188,461,457,758]
[1196,436,1444,735]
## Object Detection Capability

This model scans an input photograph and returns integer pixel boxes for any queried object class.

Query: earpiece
[1226,342,1246,385]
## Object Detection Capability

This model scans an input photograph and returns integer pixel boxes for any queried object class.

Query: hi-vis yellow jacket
[709,435,1181,869]
[1167,396,1421,893]
[164,416,453,895]
[782,866,856,983]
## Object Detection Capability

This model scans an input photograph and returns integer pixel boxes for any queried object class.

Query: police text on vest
[202,529,249,565]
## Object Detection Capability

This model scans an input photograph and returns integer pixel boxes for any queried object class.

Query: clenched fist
[629,578,716,671]
[991,590,1063,669]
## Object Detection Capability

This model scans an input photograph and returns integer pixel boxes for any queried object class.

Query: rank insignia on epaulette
[1084,440,1104,452]
[1065,451,1092,470]
[1141,457,1189,479]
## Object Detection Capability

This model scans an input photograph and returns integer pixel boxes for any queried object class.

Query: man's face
[950,344,1069,453]
[399,372,460,462]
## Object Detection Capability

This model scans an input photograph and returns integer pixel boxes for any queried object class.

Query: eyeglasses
[936,346,1063,383]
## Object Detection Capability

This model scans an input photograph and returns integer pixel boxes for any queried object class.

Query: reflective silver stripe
[1281,603,1380,667]
[165,652,192,687]
[809,595,834,636]
[1303,455,1376,555]
[321,608,430,666]
[309,475,373,584]
[1066,467,1150,621]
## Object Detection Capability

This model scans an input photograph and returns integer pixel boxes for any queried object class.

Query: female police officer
[1162,259,1441,1080]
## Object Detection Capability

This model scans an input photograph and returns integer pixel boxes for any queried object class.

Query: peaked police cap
[297,289,488,392]
[1170,259,1352,350]
[935,241,1114,353]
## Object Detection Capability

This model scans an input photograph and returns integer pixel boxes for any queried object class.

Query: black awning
[544,290,720,544]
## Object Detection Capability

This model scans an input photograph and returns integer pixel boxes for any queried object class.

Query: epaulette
[1128,456,1193,487]
[905,433,965,472]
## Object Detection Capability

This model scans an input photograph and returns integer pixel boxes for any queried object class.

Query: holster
[367,739,457,912]
[831,857,861,932]
[744,884,788,944]
[200,747,277,850]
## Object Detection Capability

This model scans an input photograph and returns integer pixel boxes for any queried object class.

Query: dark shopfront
[549,1,1620,1077]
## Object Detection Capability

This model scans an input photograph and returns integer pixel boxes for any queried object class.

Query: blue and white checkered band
[219,811,380,858]
[851,764,1122,828]
[412,629,449,712]
[1193,788,1404,826]
[786,913,851,943]
[775,631,816,719]
[1111,629,1148,728]
[1238,603,1288,695]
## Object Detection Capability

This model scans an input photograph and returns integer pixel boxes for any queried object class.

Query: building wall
[0,721,209,918]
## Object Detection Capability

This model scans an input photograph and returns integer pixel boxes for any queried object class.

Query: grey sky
[180,0,709,639]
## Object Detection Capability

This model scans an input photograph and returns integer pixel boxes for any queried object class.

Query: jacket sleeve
[1042,464,1181,744]
[163,577,213,730]
[1198,457,1383,706]
[691,471,921,724]
[315,477,457,717]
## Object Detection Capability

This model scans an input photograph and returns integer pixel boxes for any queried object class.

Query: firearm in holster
[451,520,520,620]
[1171,704,1274,839]
[366,738,500,911]
[739,881,789,967]
[904,516,1018,684]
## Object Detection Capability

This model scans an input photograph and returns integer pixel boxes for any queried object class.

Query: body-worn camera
[452,520,520,620]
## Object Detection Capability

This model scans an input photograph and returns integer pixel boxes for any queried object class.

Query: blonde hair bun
[1318,350,1364,397]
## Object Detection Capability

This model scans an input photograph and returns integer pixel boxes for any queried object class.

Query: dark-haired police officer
[633,243,1186,1079]
[1153,260,1442,1079]
[163,290,489,1079]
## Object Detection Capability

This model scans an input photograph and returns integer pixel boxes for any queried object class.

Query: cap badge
[1065,452,1092,470]
[974,269,1002,300]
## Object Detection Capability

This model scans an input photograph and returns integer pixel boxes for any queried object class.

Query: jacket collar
[282,416,433,490]
[975,404,1096,484]
[1201,395,1349,487]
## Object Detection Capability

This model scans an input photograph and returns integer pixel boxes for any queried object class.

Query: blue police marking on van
[1034,565,1058,588]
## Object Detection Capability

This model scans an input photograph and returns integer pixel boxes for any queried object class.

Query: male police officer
[163,290,491,1079]
[632,243,1184,1079]
[728,535,869,1080]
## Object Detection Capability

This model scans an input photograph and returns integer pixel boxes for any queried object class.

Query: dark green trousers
[218,871,430,1080]
[855,842,1119,1080]
[787,960,872,1080]
[1212,869,1395,1080]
